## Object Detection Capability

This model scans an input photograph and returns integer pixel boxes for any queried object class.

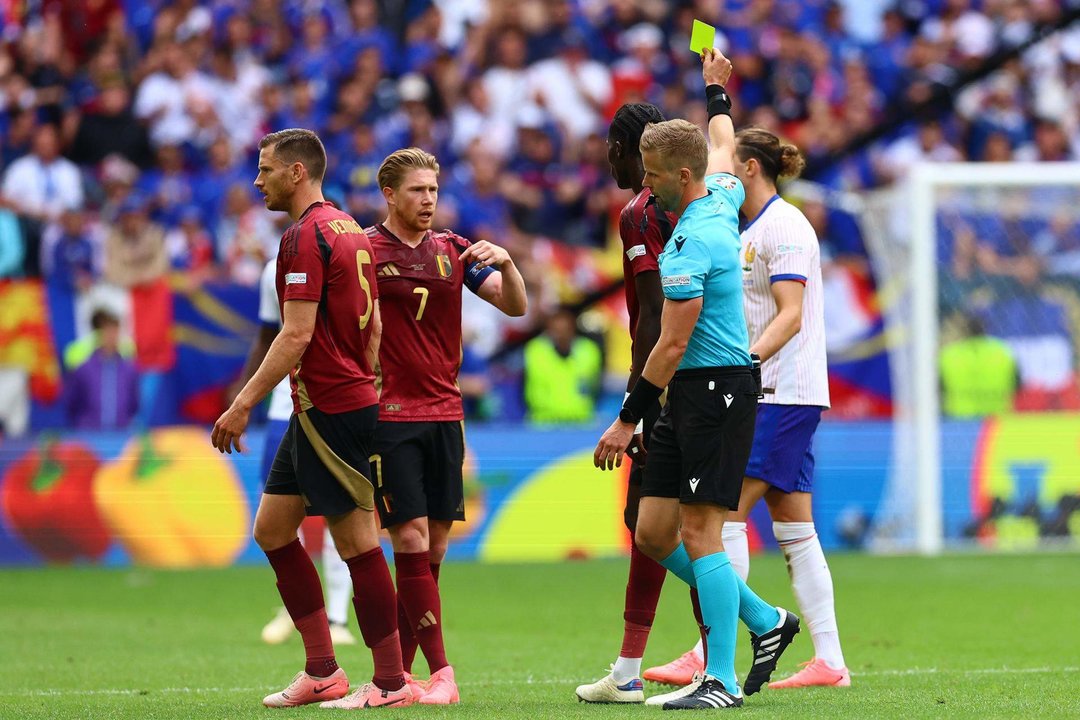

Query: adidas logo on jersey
[378,263,401,277]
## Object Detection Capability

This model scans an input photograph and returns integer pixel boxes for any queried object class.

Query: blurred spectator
[523,307,602,424]
[876,120,963,182]
[1,124,85,221]
[939,314,1018,417]
[448,144,512,242]
[216,183,276,286]
[528,29,612,141]
[0,208,23,278]
[63,308,139,431]
[138,143,196,227]
[165,205,216,278]
[194,137,246,234]
[103,194,168,288]
[132,41,216,148]
[460,339,494,421]
[43,209,99,293]
[67,79,153,168]
[331,124,385,227]
[1,123,85,275]
[0,367,30,437]
[450,77,515,160]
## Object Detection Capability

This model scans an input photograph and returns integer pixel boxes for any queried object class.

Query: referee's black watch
[618,407,639,425]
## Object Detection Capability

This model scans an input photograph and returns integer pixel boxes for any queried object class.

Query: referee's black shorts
[264,404,379,517]
[641,367,758,510]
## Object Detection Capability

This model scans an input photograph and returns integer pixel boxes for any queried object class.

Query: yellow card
[689,19,716,54]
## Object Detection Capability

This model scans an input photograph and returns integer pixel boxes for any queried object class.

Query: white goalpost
[904,162,1080,554]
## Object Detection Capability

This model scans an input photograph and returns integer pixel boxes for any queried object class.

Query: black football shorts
[371,420,466,527]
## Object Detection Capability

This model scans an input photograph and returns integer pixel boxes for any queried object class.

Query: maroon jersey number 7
[368,224,494,423]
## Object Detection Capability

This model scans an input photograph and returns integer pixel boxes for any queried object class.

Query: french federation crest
[436,254,453,277]
[743,244,756,272]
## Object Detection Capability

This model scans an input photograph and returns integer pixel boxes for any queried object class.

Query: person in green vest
[939,314,1018,417]
[524,307,603,424]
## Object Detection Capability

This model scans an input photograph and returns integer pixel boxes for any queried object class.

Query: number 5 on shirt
[356,249,373,329]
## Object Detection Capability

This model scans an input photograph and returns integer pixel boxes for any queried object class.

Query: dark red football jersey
[368,224,494,422]
[620,189,674,349]
[277,202,379,415]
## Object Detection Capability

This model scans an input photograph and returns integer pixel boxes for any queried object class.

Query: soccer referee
[594,49,799,710]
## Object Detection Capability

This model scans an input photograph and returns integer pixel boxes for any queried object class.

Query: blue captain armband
[464,261,496,293]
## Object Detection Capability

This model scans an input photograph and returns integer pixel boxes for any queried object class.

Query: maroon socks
[264,539,338,678]
[394,551,448,674]
[345,547,405,691]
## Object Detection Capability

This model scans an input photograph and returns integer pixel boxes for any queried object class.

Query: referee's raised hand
[701,47,733,87]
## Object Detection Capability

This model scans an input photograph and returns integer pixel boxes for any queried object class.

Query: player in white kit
[648,128,849,693]
[237,260,357,647]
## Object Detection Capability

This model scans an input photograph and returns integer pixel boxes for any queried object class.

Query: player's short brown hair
[259,128,327,183]
[639,119,708,180]
[377,147,440,191]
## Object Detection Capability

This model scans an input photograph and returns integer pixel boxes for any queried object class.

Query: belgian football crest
[436,254,453,278]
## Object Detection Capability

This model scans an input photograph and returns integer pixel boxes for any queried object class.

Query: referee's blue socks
[692,552,741,694]
[659,543,697,587]
[736,575,781,635]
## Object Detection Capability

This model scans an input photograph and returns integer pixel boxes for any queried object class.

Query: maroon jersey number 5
[277,202,380,415]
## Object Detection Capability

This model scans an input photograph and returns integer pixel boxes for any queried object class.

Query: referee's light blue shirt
[658,172,751,370]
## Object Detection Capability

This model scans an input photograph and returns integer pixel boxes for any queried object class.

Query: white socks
[612,656,642,683]
[773,521,846,670]
[322,527,352,626]
[721,522,750,581]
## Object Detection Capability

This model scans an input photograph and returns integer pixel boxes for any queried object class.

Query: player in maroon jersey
[367,147,527,704]
[212,129,416,710]
[576,103,706,703]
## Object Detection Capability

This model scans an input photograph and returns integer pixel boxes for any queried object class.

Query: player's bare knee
[634,525,672,561]
[390,518,429,553]
[253,522,293,552]
[680,520,720,558]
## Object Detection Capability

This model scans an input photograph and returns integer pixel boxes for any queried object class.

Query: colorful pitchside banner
[1,416,1078,566]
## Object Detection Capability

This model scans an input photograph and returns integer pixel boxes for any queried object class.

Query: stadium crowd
[0,0,1078,430]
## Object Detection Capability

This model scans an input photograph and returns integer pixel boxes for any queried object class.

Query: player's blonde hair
[377,147,440,191]
[639,120,708,180]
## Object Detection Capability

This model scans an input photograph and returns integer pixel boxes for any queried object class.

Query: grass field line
[6,666,1078,697]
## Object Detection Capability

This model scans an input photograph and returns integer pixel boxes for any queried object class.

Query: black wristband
[706,84,732,120]
[621,378,664,424]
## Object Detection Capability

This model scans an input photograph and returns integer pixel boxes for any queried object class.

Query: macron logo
[285,273,307,285]
[724,394,734,408]
[689,477,701,493]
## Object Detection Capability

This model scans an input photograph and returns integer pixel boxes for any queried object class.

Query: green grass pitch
[2,553,1079,719]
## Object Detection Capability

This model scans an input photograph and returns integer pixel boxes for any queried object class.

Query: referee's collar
[740,194,780,233]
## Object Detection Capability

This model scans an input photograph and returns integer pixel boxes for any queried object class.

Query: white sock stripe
[777,534,817,545]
